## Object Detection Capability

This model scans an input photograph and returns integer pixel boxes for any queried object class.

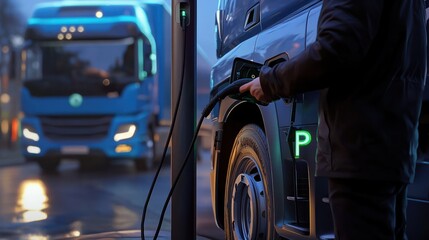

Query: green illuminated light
[295,130,312,158]
[181,10,186,17]
[69,93,83,108]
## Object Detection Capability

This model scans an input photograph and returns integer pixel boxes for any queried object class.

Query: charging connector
[202,78,268,117]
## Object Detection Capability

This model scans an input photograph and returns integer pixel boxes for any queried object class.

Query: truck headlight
[23,126,40,142]
[27,146,41,154]
[114,124,136,142]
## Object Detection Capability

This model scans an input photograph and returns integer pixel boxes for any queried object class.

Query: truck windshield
[22,38,137,97]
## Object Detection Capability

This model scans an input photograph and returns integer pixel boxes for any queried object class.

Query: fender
[210,96,285,229]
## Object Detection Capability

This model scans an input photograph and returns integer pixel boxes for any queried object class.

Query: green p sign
[295,130,312,158]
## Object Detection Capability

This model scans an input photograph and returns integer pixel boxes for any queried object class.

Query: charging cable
[140,4,259,239]
[142,76,254,239]
[150,78,254,239]
[140,6,189,240]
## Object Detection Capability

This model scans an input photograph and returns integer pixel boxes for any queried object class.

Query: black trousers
[328,178,408,240]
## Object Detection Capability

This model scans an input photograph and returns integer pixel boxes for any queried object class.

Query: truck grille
[40,115,113,140]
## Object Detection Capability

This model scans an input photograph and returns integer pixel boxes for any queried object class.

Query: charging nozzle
[202,78,268,118]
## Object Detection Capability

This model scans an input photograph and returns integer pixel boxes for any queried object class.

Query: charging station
[171,0,196,239]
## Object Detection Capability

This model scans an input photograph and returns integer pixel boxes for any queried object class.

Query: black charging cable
[140,8,189,240]
[140,5,259,239]
[152,78,254,239]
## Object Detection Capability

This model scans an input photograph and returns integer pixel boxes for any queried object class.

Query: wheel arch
[214,99,285,230]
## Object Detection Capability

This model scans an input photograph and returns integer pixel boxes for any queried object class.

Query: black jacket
[260,0,427,183]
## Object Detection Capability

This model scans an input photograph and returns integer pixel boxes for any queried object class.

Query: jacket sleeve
[260,0,384,99]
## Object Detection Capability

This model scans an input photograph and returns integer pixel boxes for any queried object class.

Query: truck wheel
[134,156,153,171]
[224,124,278,240]
[134,125,155,171]
[37,157,60,173]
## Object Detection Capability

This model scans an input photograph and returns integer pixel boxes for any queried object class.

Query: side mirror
[139,37,154,79]
[215,10,224,58]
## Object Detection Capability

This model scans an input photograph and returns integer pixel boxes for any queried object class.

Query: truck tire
[224,124,278,240]
[37,157,60,173]
[134,124,155,171]
[134,156,153,171]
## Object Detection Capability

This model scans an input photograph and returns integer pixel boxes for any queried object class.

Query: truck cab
[209,0,429,239]
[19,1,170,172]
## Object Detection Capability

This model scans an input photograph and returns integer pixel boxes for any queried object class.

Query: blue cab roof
[25,1,157,40]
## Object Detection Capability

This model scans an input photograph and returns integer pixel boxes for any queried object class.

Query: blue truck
[19,0,171,171]
[209,0,429,239]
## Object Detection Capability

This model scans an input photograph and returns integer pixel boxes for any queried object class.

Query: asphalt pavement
[0,146,224,240]
[0,147,25,167]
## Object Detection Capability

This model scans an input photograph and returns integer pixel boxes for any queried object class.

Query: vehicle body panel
[210,0,429,239]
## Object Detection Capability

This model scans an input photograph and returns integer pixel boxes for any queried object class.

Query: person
[239,0,427,239]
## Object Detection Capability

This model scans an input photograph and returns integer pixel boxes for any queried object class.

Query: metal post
[171,0,196,239]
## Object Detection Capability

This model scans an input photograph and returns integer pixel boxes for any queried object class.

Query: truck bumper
[20,112,152,161]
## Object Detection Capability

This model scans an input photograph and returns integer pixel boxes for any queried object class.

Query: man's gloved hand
[239,76,273,104]
[240,66,276,105]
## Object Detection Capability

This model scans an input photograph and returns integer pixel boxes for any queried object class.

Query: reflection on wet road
[15,179,49,223]
[0,152,224,239]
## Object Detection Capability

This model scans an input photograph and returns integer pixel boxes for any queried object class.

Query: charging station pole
[171,0,196,239]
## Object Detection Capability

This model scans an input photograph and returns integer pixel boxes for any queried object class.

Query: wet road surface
[0,151,224,239]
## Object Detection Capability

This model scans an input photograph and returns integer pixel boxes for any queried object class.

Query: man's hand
[239,77,272,103]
